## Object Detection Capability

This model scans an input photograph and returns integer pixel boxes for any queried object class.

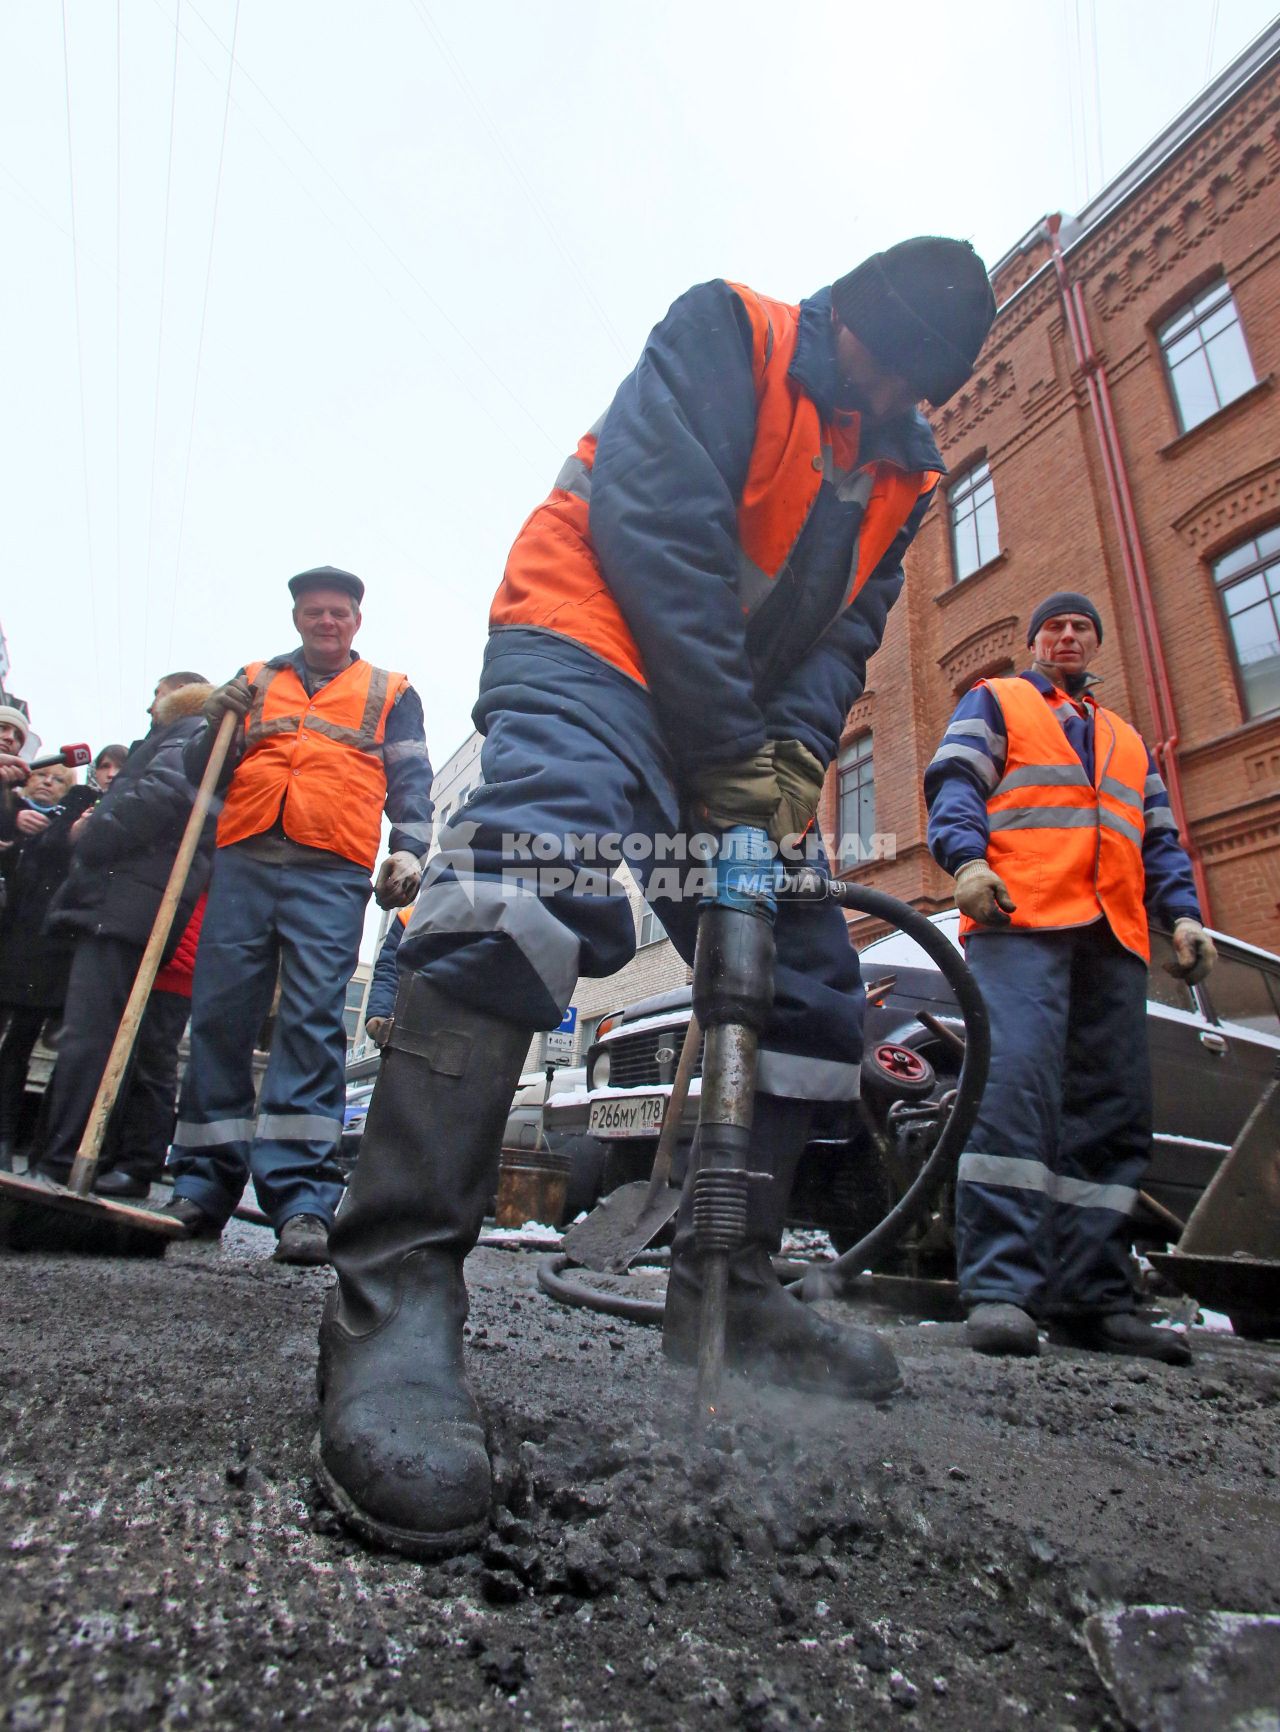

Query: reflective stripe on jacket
[489,281,940,700]
[960,676,1151,961]
[217,658,409,870]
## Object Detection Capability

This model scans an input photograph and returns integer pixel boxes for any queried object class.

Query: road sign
[544,1005,578,1065]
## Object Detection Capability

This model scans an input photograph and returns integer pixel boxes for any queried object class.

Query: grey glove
[1167,917,1216,985]
[685,749,780,836]
[374,850,422,910]
[771,739,826,847]
[364,1016,392,1048]
[954,859,1017,927]
[203,675,255,726]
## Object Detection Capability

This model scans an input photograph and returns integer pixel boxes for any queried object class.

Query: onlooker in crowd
[0,705,30,781]
[164,568,432,1265]
[91,744,129,794]
[32,675,215,1195]
[0,760,97,1169]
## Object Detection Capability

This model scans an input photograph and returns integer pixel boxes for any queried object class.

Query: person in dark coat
[0,761,97,1167]
[32,674,214,1190]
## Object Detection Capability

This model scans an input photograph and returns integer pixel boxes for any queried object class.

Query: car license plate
[588,1093,666,1138]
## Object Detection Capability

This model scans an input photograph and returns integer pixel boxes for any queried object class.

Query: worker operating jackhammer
[315,237,998,1559]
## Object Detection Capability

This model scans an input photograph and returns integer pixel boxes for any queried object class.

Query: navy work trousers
[38,933,189,1182]
[401,632,865,1103]
[169,844,369,1230]
[955,921,1151,1317]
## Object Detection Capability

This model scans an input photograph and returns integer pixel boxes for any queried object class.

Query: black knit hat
[287,565,365,606]
[1027,591,1104,645]
[830,236,997,408]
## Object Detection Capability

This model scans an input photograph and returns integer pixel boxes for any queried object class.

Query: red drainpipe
[1045,213,1212,919]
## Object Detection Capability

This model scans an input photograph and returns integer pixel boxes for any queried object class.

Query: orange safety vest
[217,658,408,871]
[961,677,1151,961]
[489,284,941,685]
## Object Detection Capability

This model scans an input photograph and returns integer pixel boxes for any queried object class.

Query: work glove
[954,859,1017,927]
[771,739,826,847]
[684,749,780,837]
[1167,917,1216,985]
[364,1016,391,1048]
[374,849,422,909]
[202,675,255,727]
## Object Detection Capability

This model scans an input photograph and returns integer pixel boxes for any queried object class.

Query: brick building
[821,22,1280,956]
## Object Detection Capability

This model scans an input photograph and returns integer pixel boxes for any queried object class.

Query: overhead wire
[145,0,559,485]
[179,0,565,457]
[143,0,182,679]
[60,0,106,717]
[115,0,125,716]
[166,0,241,662]
[406,0,631,361]
[1205,0,1221,79]
[1088,0,1104,196]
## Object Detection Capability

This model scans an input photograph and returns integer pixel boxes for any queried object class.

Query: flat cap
[287,565,365,606]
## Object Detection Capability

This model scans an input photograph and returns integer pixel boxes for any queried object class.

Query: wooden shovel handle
[67,708,241,1196]
[642,1011,702,1210]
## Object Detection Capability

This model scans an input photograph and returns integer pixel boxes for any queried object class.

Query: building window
[637,905,666,947]
[1214,527,1280,719]
[949,461,999,581]
[343,976,367,1048]
[1159,280,1256,433]
[838,733,875,862]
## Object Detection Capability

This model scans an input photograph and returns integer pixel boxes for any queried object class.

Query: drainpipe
[1045,214,1212,920]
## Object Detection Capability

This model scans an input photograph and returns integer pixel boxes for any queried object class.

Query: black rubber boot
[1050,1311,1192,1366]
[663,1094,902,1400]
[314,975,532,1558]
[966,1302,1041,1357]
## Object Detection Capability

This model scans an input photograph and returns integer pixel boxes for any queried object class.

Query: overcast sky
[2,0,1274,770]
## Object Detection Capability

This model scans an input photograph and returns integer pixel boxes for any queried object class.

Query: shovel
[0,708,240,1255]
[560,1012,701,1274]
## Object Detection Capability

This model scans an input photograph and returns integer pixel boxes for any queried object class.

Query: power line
[179,0,565,457]
[143,0,183,678]
[115,0,125,715]
[406,0,631,361]
[145,0,556,486]
[1205,0,1221,78]
[167,0,241,661]
[1089,0,1104,193]
[60,0,106,718]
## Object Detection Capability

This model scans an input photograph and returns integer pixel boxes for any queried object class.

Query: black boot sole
[310,1436,488,1559]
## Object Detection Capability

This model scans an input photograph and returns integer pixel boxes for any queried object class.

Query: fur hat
[830,236,996,408]
[153,683,214,727]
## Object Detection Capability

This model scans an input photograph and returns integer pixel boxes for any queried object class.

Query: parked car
[338,1060,595,1208]
[545,917,1280,1271]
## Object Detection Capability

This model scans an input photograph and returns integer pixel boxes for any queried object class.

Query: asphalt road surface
[2,1218,1278,1730]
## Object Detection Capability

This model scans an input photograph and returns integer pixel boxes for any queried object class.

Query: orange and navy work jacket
[960,677,1154,961]
[489,280,944,771]
[217,656,411,871]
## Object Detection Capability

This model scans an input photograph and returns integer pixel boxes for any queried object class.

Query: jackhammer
[690,825,778,1419]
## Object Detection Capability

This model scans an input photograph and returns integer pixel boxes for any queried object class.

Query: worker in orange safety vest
[925,592,1215,1363]
[164,567,434,1265]
[315,237,998,1560]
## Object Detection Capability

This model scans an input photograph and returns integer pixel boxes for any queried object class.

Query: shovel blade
[561,1179,681,1274]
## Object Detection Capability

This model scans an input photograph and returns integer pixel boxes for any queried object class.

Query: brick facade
[823,33,1280,956]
